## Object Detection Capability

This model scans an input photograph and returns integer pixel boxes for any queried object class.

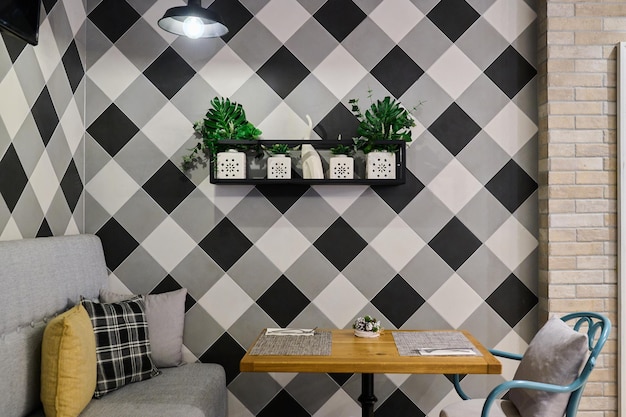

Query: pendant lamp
[158,0,228,39]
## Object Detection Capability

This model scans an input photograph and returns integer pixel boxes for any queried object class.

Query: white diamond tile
[142,216,197,272]
[485,216,537,271]
[33,19,62,82]
[0,217,22,241]
[197,274,254,330]
[199,46,255,98]
[86,160,140,215]
[427,159,482,214]
[255,217,311,272]
[484,101,537,157]
[227,392,255,417]
[87,46,142,101]
[106,273,133,295]
[30,152,59,213]
[0,69,30,138]
[370,0,424,43]
[256,103,310,140]
[312,390,359,417]
[196,177,253,215]
[313,274,368,328]
[427,274,483,328]
[370,217,425,271]
[484,0,536,44]
[64,218,81,235]
[60,98,84,155]
[269,372,298,387]
[64,0,87,36]
[312,45,367,100]
[427,45,481,100]
[313,185,367,215]
[142,102,193,158]
[257,0,310,43]
[182,345,199,365]
[493,330,528,380]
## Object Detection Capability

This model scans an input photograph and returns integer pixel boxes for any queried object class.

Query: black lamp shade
[158,1,228,38]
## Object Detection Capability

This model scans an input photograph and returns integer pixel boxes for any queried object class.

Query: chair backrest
[560,312,611,417]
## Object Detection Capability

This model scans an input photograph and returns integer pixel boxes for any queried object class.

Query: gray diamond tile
[295,0,326,14]
[114,244,167,293]
[457,188,510,242]
[228,304,277,350]
[13,185,44,238]
[457,246,510,298]
[465,0,497,13]
[400,18,452,71]
[230,18,281,72]
[84,192,111,233]
[46,190,73,235]
[113,131,168,185]
[13,49,45,106]
[512,20,538,68]
[462,302,513,346]
[228,188,282,242]
[513,191,538,239]
[170,35,225,73]
[231,74,282,126]
[400,246,454,299]
[342,188,397,241]
[47,64,73,119]
[401,374,453,411]
[170,75,220,124]
[229,372,281,415]
[514,304,539,344]
[49,3,74,55]
[399,188,454,242]
[116,18,167,72]
[287,373,341,415]
[285,18,338,71]
[13,117,45,175]
[283,188,339,242]
[456,74,510,127]
[514,247,538,293]
[402,302,449,330]
[342,247,396,299]
[402,73,453,128]
[456,131,510,184]
[409,0,440,14]
[290,303,336,329]
[285,246,339,300]
[456,17,509,70]
[84,77,113,127]
[170,247,224,302]
[84,134,112,183]
[343,17,394,71]
[183,304,224,357]
[170,189,225,242]
[84,20,114,67]
[513,78,539,124]
[406,131,453,185]
[283,75,338,136]
[45,131,73,179]
[513,133,538,181]
[228,246,282,300]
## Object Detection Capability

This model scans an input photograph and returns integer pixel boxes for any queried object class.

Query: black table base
[357,373,377,417]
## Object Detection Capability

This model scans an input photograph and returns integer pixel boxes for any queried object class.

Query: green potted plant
[329,143,354,179]
[349,93,419,179]
[264,143,292,179]
[182,97,261,178]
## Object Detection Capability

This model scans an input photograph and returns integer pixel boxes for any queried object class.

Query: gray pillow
[509,316,588,417]
[100,288,187,368]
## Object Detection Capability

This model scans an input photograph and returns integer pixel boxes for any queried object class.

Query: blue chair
[440,312,611,417]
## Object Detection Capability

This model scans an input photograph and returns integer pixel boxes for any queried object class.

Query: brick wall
[539,1,623,416]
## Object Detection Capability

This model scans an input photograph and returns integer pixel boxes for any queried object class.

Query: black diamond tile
[151,275,196,312]
[199,332,246,385]
[88,0,141,43]
[314,217,367,271]
[143,161,196,214]
[314,103,359,141]
[62,40,84,93]
[486,160,537,213]
[199,218,253,271]
[429,217,481,270]
[328,373,353,386]
[427,0,479,42]
[486,274,537,328]
[0,145,28,211]
[257,276,310,328]
[257,184,309,214]
[259,390,310,417]
[37,219,52,237]
[485,46,536,99]
[209,0,254,43]
[371,46,424,98]
[1,31,28,62]
[428,103,481,156]
[372,170,424,213]
[372,275,425,328]
[143,47,196,100]
[95,218,140,270]
[32,87,58,146]
[257,46,310,99]
[314,0,366,42]
[87,104,139,157]
[41,0,57,14]
[377,389,425,417]
[60,159,82,212]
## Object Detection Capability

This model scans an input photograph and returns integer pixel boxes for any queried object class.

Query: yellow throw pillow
[41,304,97,417]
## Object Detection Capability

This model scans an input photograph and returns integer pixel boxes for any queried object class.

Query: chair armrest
[451,349,522,400]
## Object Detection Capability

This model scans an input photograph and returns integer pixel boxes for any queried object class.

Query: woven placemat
[393,331,481,356]
[250,331,332,356]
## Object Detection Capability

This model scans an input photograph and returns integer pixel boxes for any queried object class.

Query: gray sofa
[0,234,227,417]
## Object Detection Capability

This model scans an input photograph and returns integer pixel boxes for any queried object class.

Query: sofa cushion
[508,316,588,417]
[100,288,187,368]
[82,299,159,398]
[40,304,96,417]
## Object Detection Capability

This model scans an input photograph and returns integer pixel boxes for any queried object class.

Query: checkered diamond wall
[0,0,538,416]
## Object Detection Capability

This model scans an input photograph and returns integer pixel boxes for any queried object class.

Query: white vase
[366,151,396,179]
[216,149,246,179]
[267,154,291,179]
[354,330,381,338]
[329,155,354,179]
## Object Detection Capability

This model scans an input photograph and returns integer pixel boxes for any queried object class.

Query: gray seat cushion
[81,363,227,417]
[441,399,521,417]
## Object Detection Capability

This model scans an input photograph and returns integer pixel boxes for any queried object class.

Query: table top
[240,329,502,375]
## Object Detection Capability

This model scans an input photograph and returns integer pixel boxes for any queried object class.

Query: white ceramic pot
[354,330,381,338]
[366,151,396,179]
[329,155,354,179]
[216,149,246,179]
[267,154,291,179]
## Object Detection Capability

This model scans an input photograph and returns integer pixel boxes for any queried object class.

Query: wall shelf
[209,140,406,185]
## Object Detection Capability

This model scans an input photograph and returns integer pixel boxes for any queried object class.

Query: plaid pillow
[82,298,160,398]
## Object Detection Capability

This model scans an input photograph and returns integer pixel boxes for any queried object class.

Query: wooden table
[240,329,501,417]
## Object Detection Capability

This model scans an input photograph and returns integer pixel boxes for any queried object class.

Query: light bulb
[183,16,204,39]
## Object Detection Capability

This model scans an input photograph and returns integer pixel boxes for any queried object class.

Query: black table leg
[358,373,377,417]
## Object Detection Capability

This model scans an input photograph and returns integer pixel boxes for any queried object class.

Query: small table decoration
[353,315,382,338]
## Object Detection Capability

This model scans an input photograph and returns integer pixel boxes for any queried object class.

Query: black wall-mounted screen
[0,0,41,45]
